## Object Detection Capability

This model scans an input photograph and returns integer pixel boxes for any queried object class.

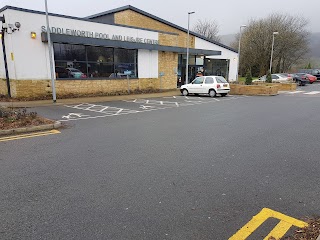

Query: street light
[185,11,195,85]
[236,25,246,82]
[44,0,57,103]
[269,31,279,74]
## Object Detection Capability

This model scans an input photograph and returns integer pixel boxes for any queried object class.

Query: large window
[53,43,138,79]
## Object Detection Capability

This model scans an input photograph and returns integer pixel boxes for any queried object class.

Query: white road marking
[287,91,305,94]
[61,96,248,121]
[62,113,90,119]
[304,91,320,95]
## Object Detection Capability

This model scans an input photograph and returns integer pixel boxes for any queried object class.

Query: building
[0,5,238,98]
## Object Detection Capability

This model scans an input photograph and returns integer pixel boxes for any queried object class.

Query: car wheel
[298,80,301,86]
[209,89,216,98]
[182,89,189,96]
[221,93,228,97]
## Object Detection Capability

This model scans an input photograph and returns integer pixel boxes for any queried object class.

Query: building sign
[41,26,159,45]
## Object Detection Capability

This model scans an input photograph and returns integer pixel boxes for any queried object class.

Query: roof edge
[86,5,238,53]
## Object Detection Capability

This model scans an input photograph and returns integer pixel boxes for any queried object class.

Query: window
[192,77,204,84]
[205,77,214,84]
[272,75,279,79]
[53,43,138,79]
[216,76,228,83]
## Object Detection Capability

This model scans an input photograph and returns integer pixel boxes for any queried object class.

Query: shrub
[266,71,272,83]
[245,69,253,85]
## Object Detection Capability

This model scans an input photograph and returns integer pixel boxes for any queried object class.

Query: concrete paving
[1,84,320,239]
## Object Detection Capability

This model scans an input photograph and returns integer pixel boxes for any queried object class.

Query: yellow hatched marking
[229,208,308,240]
[0,130,60,142]
[264,221,292,240]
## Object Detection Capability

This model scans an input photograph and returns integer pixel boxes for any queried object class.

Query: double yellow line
[0,129,60,142]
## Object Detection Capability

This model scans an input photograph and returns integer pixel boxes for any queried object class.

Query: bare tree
[193,19,220,42]
[231,13,309,76]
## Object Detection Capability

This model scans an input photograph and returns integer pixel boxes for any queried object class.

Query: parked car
[295,73,317,84]
[298,69,320,80]
[180,76,230,97]
[66,68,87,78]
[55,66,69,78]
[287,73,308,86]
[253,73,293,83]
[305,74,317,84]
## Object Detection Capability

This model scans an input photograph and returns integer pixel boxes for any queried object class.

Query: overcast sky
[1,0,319,35]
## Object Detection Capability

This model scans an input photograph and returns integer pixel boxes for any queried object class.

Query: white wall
[195,37,238,81]
[1,8,158,80]
[138,49,158,78]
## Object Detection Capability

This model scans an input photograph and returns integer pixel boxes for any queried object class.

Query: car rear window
[216,76,227,83]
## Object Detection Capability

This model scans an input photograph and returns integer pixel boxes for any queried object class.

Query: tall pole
[185,11,195,85]
[45,0,57,103]
[236,25,246,82]
[269,32,278,74]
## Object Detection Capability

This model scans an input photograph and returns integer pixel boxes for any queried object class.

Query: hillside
[220,32,320,58]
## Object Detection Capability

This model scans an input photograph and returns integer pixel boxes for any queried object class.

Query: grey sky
[1,0,319,34]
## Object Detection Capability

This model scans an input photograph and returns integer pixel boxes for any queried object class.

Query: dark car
[55,66,69,79]
[293,73,310,86]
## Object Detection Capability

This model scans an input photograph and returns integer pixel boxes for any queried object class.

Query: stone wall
[7,78,166,98]
[0,79,8,96]
[158,51,178,90]
[114,10,195,48]
[230,84,278,96]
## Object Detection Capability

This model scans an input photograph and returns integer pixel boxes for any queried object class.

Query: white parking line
[287,91,305,94]
[304,91,320,95]
[61,96,248,121]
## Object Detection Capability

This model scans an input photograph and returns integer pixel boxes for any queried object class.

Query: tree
[192,19,220,42]
[266,71,272,83]
[306,62,312,69]
[231,13,309,77]
[245,69,253,85]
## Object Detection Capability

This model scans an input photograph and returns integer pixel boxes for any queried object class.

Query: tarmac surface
[1,83,320,239]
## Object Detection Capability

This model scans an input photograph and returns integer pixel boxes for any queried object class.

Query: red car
[305,74,317,84]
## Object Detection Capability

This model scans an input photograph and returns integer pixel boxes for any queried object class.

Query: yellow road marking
[0,130,60,142]
[264,221,293,240]
[229,208,308,240]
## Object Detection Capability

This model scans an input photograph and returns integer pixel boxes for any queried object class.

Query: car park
[180,76,230,97]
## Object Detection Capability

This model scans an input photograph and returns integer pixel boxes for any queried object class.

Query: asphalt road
[1,83,320,239]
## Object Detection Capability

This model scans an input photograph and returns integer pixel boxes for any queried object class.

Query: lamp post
[45,0,57,103]
[185,11,195,85]
[269,31,279,74]
[236,25,246,82]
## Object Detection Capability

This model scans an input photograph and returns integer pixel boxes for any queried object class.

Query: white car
[253,74,292,83]
[180,76,230,97]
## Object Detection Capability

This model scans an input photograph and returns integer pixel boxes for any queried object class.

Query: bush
[245,69,253,85]
[266,71,272,83]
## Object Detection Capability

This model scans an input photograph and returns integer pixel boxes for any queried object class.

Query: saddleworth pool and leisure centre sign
[41,26,159,45]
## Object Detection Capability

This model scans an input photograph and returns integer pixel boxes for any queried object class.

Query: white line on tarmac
[287,91,305,94]
[304,91,320,95]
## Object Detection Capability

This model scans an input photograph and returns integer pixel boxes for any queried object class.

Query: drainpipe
[0,16,11,97]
